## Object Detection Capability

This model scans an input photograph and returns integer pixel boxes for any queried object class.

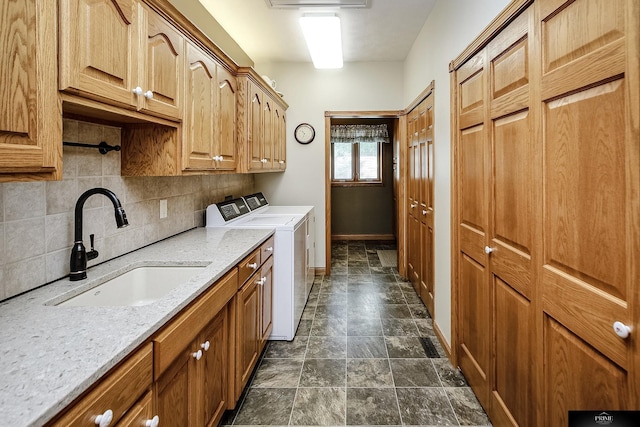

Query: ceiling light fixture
[299,14,343,69]
[266,0,368,9]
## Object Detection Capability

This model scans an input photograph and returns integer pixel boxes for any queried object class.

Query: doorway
[324,112,402,275]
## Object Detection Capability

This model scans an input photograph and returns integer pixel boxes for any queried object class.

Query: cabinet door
[59,0,139,107]
[183,41,216,170]
[248,84,264,170]
[216,66,237,170]
[200,308,229,427]
[156,346,197,427]
[236,277,260,391]
[274,108,287,169]
[140,6,183,119]
[0,0,61,180]
[262,99,274,169]
[259,256,274,350]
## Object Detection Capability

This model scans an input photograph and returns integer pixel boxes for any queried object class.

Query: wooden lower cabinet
[259,256,274,350]
[116,391,155,427]
[156,306,229,427]
[49,344,154,427]
[49,238,276,426]
[235,274,260,396]
[235,239,275,401]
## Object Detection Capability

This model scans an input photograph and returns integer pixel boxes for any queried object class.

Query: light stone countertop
[0,227,274,427]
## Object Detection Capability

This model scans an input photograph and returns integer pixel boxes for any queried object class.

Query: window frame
[330,140,383,186]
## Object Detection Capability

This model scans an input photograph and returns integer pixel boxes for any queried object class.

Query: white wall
[403,0,511,345]
[255,61,405,269]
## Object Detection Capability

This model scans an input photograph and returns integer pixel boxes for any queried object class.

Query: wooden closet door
[455,48,491,410]
[486,8,536,426]
[538,0,639,423]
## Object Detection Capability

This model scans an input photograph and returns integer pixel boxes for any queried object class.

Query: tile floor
[221,240,491,426]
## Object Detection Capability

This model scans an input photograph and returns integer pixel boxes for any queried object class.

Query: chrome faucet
[69,188,129,281]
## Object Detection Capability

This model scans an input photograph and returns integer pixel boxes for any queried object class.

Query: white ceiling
[198,0,437,65]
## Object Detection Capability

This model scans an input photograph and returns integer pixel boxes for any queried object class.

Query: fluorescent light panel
[300,14,343,69]
[266,0,368,9]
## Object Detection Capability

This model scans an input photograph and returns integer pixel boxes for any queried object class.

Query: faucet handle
[87,234,99,261]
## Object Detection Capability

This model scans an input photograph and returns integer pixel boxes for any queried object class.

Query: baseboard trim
[331,234,395,241]
[433,320,453,361]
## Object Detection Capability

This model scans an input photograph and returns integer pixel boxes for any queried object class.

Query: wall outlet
[160,199,168,219]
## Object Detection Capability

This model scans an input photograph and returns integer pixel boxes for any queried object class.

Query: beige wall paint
[403,0,512,345]
[165,0,254,67]
[254,61,405,269]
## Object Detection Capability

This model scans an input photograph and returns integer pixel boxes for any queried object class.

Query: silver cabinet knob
[132,86,143,96]
[613,321,631,339]
[144,90,153,99]
[484,246,495,254]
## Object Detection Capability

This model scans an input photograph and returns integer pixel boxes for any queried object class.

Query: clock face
[295,123,315,144]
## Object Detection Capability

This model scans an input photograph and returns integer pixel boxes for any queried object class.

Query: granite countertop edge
[0,227,274,427]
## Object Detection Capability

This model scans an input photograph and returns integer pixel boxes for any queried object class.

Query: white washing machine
[206,198,308,341]
[242,192,315,294]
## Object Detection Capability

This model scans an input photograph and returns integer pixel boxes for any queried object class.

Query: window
[331,141,382,184]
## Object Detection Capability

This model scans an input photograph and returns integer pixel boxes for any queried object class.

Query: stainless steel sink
[57,266,206,307]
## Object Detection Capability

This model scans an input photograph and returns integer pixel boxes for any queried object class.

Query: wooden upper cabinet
[248,83,264,170]
[273,107,286,169]
[0,0,62,181]
[182,41,217,171]
[59,0,139,107]
[237,69,288,173]
[262,98,274,169]
[215,66,237,170]
[139,4,183,118]
[59,0,183,121]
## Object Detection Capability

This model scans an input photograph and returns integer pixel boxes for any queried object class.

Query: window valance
[330,124,390,144]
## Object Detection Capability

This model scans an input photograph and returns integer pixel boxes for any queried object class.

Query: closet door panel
[540,0,625,101]
[490,111,532,299]
[493,278,533,425]
[539,0,637,417]
[487,8,535,425]
[460,125,486,238]
[544,316,628,427]
[458,253,490,408]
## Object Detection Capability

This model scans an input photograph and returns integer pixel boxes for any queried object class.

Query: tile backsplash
[0,119,254,301]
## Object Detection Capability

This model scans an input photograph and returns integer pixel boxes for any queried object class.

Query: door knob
[132,86,143,96]
[201,340,210,351]
[145,416,160,427]
[484,246,495,254]
[192,349,202,360]
[613,321,631,339]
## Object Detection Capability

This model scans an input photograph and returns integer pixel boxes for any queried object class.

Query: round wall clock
[294,123,315,144]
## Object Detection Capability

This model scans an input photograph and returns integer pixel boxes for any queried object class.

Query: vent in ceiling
[265,0,369,8]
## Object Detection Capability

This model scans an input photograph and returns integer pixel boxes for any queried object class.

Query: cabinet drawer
[115,391,154,427]
[238,249,261,286]
[154,269,238,378]
[261,236,275,260]
[51,343,153,427]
